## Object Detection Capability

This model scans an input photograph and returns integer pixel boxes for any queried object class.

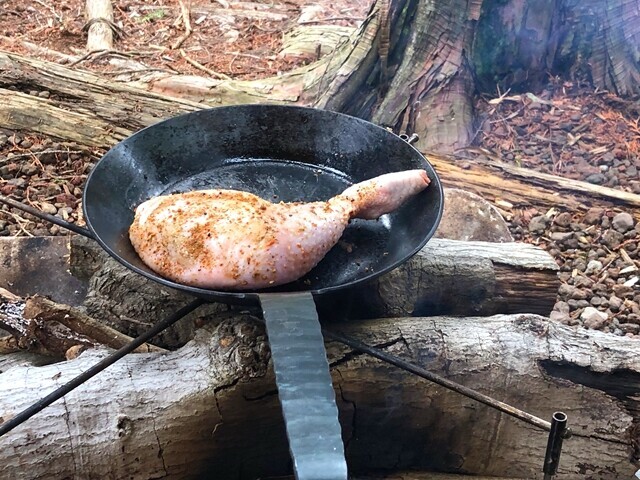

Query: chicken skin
[129,169,430,289]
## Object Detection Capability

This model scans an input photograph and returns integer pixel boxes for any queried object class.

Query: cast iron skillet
[83,105,443,480]
[83,104,443,305]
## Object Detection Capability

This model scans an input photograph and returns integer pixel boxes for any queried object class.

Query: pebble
[583,207,604,225]
[550,311,570,323]
[528,215,549,233]
[554,212,573,227]
[39,202,57,215]
[612,212,635,232]
[550,231,572,242]
[601,229,624,249]
[585,173,606,184]
[553,301,570,313]
[580,307,608,329]
[619,323,640,335]
[584,260,603,275]
[608,295,624,312]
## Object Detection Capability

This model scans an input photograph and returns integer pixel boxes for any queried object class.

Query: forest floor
[1,0,640,337]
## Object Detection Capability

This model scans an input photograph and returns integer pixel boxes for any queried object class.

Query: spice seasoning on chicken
[129,169,430,290]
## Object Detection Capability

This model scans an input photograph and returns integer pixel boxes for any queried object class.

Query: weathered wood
[23,296,167,353]
[427,151,640,212]
[0,314,636,479]
[345,238,559,319]
[0,297,94,358]
[85,0,115,52]
[69,236,559,347]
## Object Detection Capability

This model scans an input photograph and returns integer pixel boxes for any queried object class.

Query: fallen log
[0,313,636,479]
[69,236,559,347]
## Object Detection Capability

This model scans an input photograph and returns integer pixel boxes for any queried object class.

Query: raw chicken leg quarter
[129,169,430,289]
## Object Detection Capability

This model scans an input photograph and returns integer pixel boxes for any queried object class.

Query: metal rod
[0,195,94,238]
[0,298,205,437]
[543,411,568,479]
[323,328,554,432]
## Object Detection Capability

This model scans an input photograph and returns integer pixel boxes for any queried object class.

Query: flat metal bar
[0,195,94,238]
[260,292,348,480]
[0,298,205,437]
[324,328,553,433]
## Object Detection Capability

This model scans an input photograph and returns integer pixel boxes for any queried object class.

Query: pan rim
[83,104,444,301]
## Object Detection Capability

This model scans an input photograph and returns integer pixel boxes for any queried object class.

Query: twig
[172,0,193,50]
[0,211,34,237]
[6,149,82,161]
[102,67,174,76]
[179,49,231,80]
[298,16,365,25]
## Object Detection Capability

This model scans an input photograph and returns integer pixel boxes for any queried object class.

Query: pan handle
[259,292,348,480]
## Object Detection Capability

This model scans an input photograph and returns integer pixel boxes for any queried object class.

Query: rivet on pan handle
[399,133,419,145]
[259,292,348,480]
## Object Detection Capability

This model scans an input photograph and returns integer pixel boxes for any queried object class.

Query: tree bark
[0,314,637,479]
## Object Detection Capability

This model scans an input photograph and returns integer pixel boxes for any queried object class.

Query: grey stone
[590,296,604,306]
[585,173,606,184]
[549,231,573,242]
[584,260,603,275]
[601,229,624,249]
[608,295,624,312]
[619,323,640,335]
[626,313,640,325]
[39,202,57,215]
[573,275,593,288]
[549,311,570,324]
[434,189,513,242]
[553,301,570,313]
[568,299,590,309]
[612,212,635,232]
[554,212,573,228]
[528,215,549,234]
[7,178,26,188]
[20,164,38,176]
[580,307,608,329]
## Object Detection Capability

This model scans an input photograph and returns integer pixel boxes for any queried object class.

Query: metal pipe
[0,298,205,437]
[323,328,558,433]
[0,195,94,238]
[543,411,569,479]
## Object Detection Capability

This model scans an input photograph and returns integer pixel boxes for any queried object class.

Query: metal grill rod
[323,328,567,434]
[0,298,205,437]
[0,195,95,239]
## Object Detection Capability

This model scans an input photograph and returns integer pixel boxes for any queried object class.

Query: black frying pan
[83,105,443,305]
[82,105,442,480]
